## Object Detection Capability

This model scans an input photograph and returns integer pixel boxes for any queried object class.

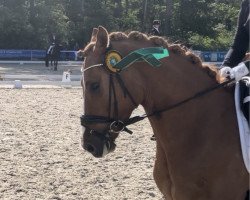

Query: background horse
[45,43,62,71]
[80,26,249,200]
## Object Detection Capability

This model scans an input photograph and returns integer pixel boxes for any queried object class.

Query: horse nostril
[86,144,95,153]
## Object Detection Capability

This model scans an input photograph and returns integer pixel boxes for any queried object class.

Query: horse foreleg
[54,60,58,71]
[45,57,49,67]
[153,142,173,200]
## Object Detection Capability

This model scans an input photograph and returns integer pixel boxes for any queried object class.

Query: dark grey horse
[45,43,62,71]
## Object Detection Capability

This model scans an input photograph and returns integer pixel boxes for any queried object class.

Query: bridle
[81,46,171,137]
[80,45,235,141]
[81,66,138,135]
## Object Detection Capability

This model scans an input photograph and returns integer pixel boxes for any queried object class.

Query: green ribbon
[113,47,169,70]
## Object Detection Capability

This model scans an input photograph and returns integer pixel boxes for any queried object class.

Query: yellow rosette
[105,51,122,73]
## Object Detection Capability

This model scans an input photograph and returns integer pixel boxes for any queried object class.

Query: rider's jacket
[150,27,160,36]
[47,45,55,55]
[222,0,249,67]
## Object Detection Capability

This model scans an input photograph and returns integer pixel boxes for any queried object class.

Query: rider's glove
[219,62,249,81]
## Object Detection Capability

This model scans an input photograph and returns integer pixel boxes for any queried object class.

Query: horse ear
[90,28,98,42]
[95,26,109,49]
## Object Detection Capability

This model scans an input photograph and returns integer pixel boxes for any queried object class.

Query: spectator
[150,20,161,36]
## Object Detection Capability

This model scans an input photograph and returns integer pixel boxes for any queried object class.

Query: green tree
[0,0,243,51]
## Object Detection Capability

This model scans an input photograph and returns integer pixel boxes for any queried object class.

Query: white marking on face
[81,126,86,134]
[81,126,86,148]
[102,143,109,157]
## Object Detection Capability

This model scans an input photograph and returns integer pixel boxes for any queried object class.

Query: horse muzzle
[82,127,116,158]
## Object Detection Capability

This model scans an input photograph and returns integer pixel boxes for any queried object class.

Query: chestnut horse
[80,26,249,200]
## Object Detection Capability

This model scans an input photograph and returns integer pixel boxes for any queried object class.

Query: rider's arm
[222,0,249,67]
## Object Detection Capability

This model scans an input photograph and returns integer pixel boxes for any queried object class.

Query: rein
[123,78,235,127]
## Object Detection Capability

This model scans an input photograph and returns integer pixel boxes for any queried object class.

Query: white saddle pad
[234,81,250,173]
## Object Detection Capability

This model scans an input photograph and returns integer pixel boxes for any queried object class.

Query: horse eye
[90,82,100,91]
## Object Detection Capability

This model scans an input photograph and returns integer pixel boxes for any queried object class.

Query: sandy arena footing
[0,88,163,200]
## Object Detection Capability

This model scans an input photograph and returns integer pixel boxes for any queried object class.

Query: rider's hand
[219,65,232,79]
[219,62,249,81]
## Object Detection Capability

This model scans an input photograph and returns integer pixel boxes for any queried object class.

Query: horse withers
[80,26,249,200]
[45,43,62,71]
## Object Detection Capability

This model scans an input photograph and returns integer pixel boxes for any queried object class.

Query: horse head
[81,27,147,157]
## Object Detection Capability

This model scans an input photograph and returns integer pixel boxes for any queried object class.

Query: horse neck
[111,40,235,126]
[127,52,236,137]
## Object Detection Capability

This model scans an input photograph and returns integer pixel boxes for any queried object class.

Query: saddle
[235,76,250,173]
